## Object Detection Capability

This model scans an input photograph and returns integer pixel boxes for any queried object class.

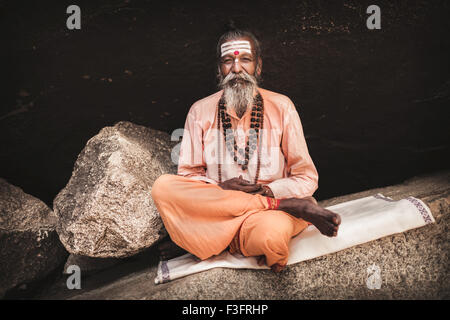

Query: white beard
[220,71,258,118]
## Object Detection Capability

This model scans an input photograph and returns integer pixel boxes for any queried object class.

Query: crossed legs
[151,174,338,271]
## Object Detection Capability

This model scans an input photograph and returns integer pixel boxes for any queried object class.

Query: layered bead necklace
[217,92,264,184]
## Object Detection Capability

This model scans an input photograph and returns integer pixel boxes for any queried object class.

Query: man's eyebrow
[220,55,234,61]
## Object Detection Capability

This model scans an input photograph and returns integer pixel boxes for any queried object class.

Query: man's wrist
[262,185,274,198]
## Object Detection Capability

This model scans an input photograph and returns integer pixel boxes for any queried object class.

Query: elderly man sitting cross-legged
[151,29,341,273]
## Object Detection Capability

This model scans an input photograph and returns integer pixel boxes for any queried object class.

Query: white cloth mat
[155,194,434,284]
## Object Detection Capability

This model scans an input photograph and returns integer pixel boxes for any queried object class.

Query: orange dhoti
[151,174,309,268]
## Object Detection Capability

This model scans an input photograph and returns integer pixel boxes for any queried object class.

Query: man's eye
[222,59,232,64]
[241,58,252,62]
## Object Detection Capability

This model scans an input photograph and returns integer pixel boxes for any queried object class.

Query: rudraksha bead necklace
[217,92,264,184]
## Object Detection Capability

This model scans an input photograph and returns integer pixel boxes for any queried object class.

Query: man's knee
[151,174,177,201]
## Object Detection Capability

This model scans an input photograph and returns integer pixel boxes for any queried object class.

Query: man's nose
[232,59,243,73]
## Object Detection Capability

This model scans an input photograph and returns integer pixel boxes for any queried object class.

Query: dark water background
[1,0,449,207]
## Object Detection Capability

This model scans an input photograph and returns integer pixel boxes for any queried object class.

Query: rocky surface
[0,178,68,298]
[37,170,449,300]
[53,121,177,258]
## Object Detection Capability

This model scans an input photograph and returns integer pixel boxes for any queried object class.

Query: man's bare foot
[270,263,285,273]
[157,238,188,261]
[256,256,285,273]
[278,198,341,237]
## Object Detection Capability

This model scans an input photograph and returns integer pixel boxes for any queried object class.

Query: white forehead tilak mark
[220,40,252,57]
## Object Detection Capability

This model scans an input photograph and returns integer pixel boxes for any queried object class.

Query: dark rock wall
[1,0,449,206]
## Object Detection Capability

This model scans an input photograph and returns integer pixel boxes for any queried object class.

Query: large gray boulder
[54,121,177,258]
[0,178,68,298]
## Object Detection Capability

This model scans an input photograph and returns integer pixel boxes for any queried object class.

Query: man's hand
[218,175,262,193]
[249,185,275,198]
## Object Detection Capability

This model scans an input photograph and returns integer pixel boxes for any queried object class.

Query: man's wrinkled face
[219,37,260,84]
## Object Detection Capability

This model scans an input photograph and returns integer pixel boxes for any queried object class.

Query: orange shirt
[177,88,319,199]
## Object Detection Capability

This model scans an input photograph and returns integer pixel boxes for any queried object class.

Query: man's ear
[217,65,224,79]
[256,57,262,76]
